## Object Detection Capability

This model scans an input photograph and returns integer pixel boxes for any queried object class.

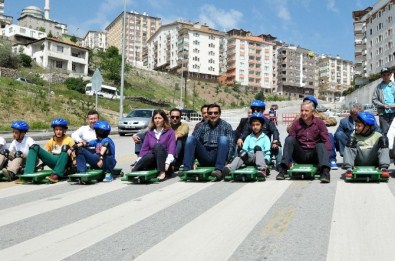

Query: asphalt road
[1,106,395,261]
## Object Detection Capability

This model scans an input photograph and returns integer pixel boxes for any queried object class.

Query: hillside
[0,66,259,130]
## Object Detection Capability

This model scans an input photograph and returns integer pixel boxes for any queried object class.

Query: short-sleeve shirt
[45,135,75,155]
[8,136,36,157]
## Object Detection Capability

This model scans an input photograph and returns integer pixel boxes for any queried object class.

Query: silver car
[118,109,155,136]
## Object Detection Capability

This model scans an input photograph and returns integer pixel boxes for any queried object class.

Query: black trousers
[379,113,395,135]
[132,143,168,172]
[280,136,329,170]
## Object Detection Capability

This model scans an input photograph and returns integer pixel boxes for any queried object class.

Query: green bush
[18,54,32,67]
[29,120,49,130]
[64,77,86,93]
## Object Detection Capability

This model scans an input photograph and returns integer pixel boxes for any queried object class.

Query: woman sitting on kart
[132,110,176,181]
[343,111,390,173]
[223,112,271,177]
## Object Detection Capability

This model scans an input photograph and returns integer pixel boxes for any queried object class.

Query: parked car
[180,109,200,121]
[15,77,35,85]
[336,110,350,117]
[316,104,328,112]
[363,104,377,116]
[118,109,155,136]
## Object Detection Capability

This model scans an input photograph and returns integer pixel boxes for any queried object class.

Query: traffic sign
[91,68,103,92]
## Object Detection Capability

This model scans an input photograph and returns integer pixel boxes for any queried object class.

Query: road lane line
[135,181,291,261]
[0,180,128,227]
[0,182,214,261]
[0,181,64,199]
[327,181,395,261]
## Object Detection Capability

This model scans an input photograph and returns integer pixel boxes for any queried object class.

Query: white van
[85,83,120,99]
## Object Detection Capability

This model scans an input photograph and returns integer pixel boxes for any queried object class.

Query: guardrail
[281,113,298,125]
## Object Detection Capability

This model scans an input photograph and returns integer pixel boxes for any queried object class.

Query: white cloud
[326,0,339,13]
[198,4,243,30]
[265,0,291,21]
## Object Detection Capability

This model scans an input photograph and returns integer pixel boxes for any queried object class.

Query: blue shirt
[382,82,395,113]
[87,137,116,158]
[242,132,271,161]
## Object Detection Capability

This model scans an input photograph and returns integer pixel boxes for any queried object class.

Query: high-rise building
[106,11,161,67]
[147,21,227,80]
[0,0,13,28]
[318,54,354,102]
[17,5,67,37]
[82,31,107,51]
[353,0,395,86]
[224,29,275,92]
[276,45,318,98]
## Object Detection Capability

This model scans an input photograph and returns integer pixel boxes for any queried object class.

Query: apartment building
[147,21,227,80]
[318,54,354,102]
[276,45,318,98]
[17,6,67,38]
[0,0,12,28]
[106,11,161,67]
[224,29,275,92]
[23,37,89,75]
[0,24,47,44]
[353,0,395,86]
[82,31,107,51]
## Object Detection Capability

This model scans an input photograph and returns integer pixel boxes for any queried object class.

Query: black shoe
[257,169,266,178]
[211,170,223,181]
[320,168,330,183]
[276,167,286,180]
[222,166,231,177]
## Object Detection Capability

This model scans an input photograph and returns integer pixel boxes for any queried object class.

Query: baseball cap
[380,67,392,74]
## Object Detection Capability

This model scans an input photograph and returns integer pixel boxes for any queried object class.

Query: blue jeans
[329,133,337,163]
[334,131,348,157]
[183,136,229,171]
[76,148,117,175]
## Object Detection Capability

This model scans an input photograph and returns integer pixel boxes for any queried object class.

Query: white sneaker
[330,161,338,170]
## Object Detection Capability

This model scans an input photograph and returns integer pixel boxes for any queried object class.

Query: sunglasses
[208,111,219,115]
[170,116,180,119]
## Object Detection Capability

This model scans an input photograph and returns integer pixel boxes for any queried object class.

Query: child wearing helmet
[76,120,117,182]
[0,121,35,180]
[23,118,75,183]
[223,112,271,177]
[343,111,390,172]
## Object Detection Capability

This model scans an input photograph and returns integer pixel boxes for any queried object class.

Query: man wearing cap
[372,67,395,134]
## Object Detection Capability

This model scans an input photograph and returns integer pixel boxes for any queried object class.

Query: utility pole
[119,0,126,118]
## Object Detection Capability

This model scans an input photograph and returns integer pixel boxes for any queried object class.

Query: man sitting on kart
[276,98,332,183]
[223,112,271,178]
[343,111,390,173]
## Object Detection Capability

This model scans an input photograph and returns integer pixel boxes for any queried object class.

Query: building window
[55,61,63,68]
[208,43,215,48]
[57,45,64,53]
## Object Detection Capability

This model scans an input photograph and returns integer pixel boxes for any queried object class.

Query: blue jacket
[242,132,271,162]
[335,116,382,138]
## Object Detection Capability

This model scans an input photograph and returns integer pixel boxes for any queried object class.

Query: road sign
[91,68,103,92]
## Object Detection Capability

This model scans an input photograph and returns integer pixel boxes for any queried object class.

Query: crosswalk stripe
[0,180,128,227]
[327,181,395,261]
[0,182,64,199]
[0,182,214,261]
[135,181,291,261]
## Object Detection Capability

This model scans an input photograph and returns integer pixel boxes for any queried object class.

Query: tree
[0,40,18,68]
[255,90,265,101]
[70,35,77,43]
[64,77,86,93]
[96,46,124,85]
[18,53,32,67]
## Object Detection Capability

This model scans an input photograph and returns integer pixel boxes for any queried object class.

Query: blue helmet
[51,118,68,129]
[11,120,29,132]
[250,100,266,109]
[93,120,111,132]
[357,111,376,126]
[303,95,318,109]
[249,112,265,124]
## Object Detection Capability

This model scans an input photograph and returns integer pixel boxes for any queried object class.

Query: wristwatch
[99,155,104,160]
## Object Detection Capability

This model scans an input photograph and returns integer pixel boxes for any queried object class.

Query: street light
[178,54,185,109]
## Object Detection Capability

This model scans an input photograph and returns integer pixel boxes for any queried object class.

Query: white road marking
[135,181,291,261]
[327,181,395,261]
[0,181,64,199]
[0,180,128,227]
[0,182,214,261]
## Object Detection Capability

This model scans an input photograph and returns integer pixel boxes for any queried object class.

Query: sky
[7,0,377,61]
